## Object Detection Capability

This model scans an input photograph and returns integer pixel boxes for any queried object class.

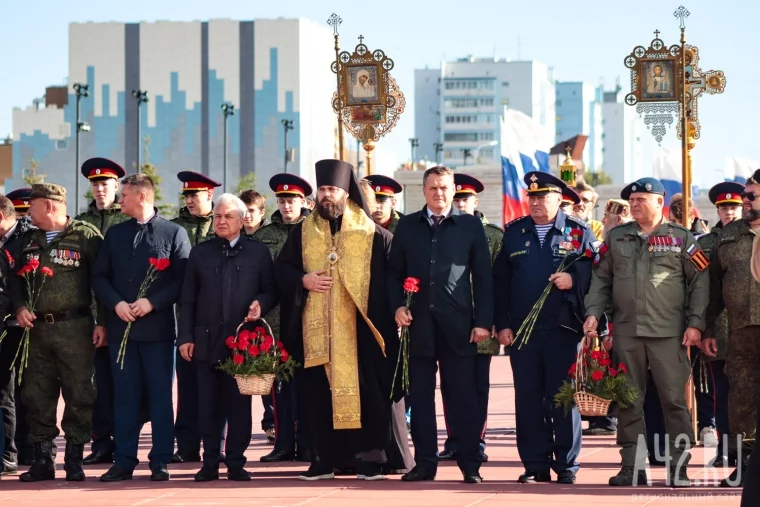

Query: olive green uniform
[10,219,106,445]
[75,201,129,236]
[171,206,214,246]
[704,219,760,456]
[478,215,502,355]
[585,218,709,468]
[697,224,728,362]
[382,210,403,235]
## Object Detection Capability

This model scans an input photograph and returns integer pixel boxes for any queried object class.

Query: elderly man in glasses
[571,180,604,241]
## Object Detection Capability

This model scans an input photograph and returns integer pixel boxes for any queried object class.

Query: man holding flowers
[492,171,596,485]
[177,193,277,481]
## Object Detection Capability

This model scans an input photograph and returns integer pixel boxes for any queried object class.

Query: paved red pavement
[0,356,742,506]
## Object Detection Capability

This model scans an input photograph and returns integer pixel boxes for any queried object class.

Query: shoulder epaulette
[484,223,504,233]
[565,215,590,229]
[72,219,102,236]
[504,216,530,230]
[667,222,690,234]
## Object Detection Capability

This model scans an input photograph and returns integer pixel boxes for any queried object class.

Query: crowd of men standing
[0,157,758,503]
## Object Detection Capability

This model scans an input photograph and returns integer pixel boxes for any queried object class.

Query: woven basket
[234,373,275,395]
[574,335,612,417]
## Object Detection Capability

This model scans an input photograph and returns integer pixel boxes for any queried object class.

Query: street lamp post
[132,90,148,172]
[73,83,90,214]
[221,103,236,191]
[433,142,443,165]
[408,138,419,169]
[281,119,294,173]
[473,140,498,163]
[461,148,472,166]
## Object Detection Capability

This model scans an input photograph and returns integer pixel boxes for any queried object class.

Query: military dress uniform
[439,175,501,462]
[10,184,106,482]
[171,171,221,462]
[365,175,404,234]
[494,172,596,484]
[585,177,710,487]
[6,189,31,218]
[74,158,129,466]
[704,186,760,486]
[255,174,311,463]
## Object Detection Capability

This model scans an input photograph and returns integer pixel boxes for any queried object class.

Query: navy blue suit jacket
[92,213,191,342]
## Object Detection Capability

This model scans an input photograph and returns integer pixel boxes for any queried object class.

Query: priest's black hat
[314,159,371,217]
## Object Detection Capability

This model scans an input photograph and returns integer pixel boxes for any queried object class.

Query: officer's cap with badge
[81,157,126,182]
[177,171,221,196]
[524,171,567,196]
[364,175,402,201]
[708,181,744,207]
[620,177,665,201]
[561,187,580,206]
[269,173,313,199]
[6,188,32,213]
[454,174,484,199]
[30,183,67,203]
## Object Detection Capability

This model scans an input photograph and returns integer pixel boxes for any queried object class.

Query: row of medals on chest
[46,248,80,266]
[647,236,682,254]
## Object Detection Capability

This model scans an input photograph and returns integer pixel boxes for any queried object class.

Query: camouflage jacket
[697,222,728,361]
[477,211,503,355]
[705,219,760,338]
[243,219,270,239]
[9,219,106,323]
[172,206,214,246]
[382,210,404,235]
[75,200,129,235]
[253,209,309,339]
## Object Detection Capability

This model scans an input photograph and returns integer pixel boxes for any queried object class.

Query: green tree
[23,158,46,185]
[139,136,177,218]
[234,172,257,195]
[584,170,613,187]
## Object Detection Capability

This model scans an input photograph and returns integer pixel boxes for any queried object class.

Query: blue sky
[1,0,756,187]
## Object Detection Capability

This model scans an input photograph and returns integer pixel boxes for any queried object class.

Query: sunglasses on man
[742,191,757,201]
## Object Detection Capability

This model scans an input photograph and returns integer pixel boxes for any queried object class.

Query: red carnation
[568,363,577,376]
[591,350,602,361]
[591,370,604,382]
[155,258,171,271]
[41,266,54,277]
[403,277,420,294]
[261,336,274,353]
[608,367,618,377]
[599,357,611,367]
[619,363,628,374]
[584,248,594,258]
[239,330,251,342]
[248,345,260,357]
[148,257,158,268]
[237,340,249,351]
[280,350,290,362]
[276,340,285,350]
[254,326,267,339]
[570,228,582,239]
[233,354,244,365]
[571,240,581,250]
[225,336,236,349]
[27,258,40,271]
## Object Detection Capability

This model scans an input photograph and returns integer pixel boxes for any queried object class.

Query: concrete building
[11,18,336,215]
[555,82,603,172]
[601,86,642,184]
[414,57,555,168]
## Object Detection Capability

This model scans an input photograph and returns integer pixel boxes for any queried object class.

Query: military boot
[666,466,690,487]
[608,466,648,487]
[19,441,55,482]
[64,442,85,481]
[720,453,749,488]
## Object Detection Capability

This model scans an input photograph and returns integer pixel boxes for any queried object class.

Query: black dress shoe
[478,451,489,463]
[194,466,219,482]
[437,450,457,461]
[556,470,576,484]
[172,452,201,463]
[518,470,551,483]
[100,465,133,482]
[150,464,170,481]
[227,468,251,481]
[401,467,436,482]
[463,472,483,483]
[260,449,295,462]
[83,450,113,465]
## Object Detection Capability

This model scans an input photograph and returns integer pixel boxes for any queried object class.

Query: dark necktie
[432,215,443,230]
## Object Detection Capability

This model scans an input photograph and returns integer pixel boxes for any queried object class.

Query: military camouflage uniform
[75,200,129,236]
[705,219,760,457]
[253,209,308,340]
[9,219,106,445]
[382,210,403,235]
[172,206,214,246]
[477,212,502,355]
[698,223,728,361]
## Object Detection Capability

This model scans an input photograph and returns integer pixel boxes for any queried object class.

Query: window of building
[480,148,494,158]
[480,132,495,141]
[468,81,477,89]
[444,133,479,142]
[56,140,67,150]
[480,98,494,107]
[486,115,492,123]
[502,81,509,87]
[480,81,494,90]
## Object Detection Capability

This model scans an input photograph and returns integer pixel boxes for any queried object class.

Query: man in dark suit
[178,193,277,481]
[388,165,493,484]
[92,173,190,482]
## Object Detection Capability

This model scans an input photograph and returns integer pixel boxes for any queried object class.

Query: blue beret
[620,177,665,200]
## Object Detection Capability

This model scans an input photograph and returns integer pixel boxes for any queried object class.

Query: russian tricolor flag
[652,147,700,219]
[500,109,552,224]
[724,156,760,184]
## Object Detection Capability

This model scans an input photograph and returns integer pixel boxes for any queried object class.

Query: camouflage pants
[726,325,760,454]
[21,318,95,445]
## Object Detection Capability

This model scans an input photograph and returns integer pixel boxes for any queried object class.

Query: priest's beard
[743,208,760,223]
[317,195,347,221]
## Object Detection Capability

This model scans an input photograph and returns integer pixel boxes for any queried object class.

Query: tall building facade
[601,87,642,184]
[414,57,556,168]
[555,82,603,172]
[11,18,336,215]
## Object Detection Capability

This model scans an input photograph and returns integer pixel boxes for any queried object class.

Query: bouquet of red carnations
[390,277,419,398]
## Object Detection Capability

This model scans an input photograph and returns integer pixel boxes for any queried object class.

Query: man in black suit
[387,165,493,484]
[178,193,277,481]
[92,174,191,482]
